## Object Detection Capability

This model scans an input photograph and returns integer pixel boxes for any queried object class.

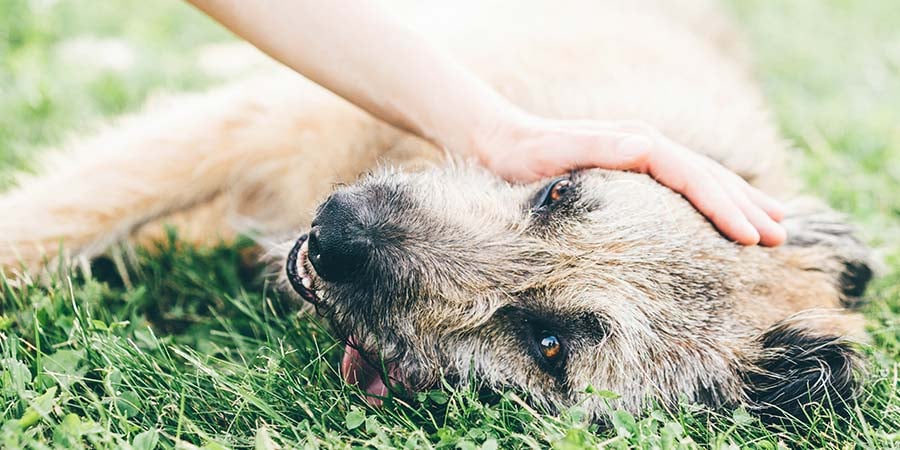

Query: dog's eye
[533,177,573,210]
[548,180,572,203]
[539,334,562,359]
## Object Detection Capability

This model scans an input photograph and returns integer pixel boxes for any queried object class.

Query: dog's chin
[286,233,408,406]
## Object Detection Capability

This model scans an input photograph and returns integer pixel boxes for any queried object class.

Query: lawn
[1,0,899,448]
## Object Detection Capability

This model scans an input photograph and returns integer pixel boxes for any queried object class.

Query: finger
[688,152,788,224]
[584,131,656,170]
[543,130,654,172]
[647,153,761,245]
[552,132,763,244]
[723,181,787,247]
[704,157,787,223]
[704,163,787,246]
[742,184,786,222]
[564,132,762,244]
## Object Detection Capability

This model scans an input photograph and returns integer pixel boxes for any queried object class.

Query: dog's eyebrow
[493,302,610,346]
[525,174,606,231]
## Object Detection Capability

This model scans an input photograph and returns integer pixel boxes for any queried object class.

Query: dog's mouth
[286,234,321,304]
[286,233,406,406]
[340,340,407,406]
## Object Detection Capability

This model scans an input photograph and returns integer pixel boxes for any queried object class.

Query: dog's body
[0,0,787,261]
[0,1,874,421]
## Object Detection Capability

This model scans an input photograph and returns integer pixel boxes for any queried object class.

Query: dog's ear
[781,202,876,307]
[741,321,862,422]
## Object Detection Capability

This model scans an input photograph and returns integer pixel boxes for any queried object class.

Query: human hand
[187,0,782,247]
[471,114,787,246]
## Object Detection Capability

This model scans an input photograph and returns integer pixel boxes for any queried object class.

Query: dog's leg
[0,75,416,272]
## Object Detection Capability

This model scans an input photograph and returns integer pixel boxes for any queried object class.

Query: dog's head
[284,166,871,422]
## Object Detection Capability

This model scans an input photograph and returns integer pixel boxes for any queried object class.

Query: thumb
[555,131,654,172]
[610,134,655,171]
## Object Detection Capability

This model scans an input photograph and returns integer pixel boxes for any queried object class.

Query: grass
[1,0,898,448]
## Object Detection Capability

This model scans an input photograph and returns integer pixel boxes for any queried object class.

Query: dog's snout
[308,191,370,282]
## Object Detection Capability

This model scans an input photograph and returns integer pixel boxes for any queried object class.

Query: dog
[0,0,874,422]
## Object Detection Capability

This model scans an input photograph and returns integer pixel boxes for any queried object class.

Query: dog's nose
[307,191,370,282]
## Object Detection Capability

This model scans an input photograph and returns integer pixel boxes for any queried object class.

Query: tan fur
[0,1,784,267]
[0,1,872,420]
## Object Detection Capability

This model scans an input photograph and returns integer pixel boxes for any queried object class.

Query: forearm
[186,0,514,157]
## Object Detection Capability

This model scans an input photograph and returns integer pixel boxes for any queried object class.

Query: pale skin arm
[186,0,786,246]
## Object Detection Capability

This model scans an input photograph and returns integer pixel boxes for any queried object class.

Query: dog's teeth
[295,260,306,277]
[302,277,312,289]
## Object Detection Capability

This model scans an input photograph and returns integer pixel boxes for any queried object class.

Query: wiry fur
[0,0,874,422]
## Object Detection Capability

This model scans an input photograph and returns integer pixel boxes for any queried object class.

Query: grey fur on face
[0,0,873,429]
[285,164,873,423]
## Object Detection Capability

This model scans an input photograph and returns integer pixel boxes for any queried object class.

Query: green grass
[1,0,899,448]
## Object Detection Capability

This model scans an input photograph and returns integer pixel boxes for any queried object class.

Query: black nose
[307,191,370,282]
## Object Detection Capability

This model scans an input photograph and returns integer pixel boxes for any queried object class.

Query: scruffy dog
[0,1,874,422]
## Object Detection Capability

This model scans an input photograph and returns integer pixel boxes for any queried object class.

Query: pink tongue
[340,342,394,406]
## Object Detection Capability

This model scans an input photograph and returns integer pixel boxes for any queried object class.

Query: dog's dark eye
[539,334,562,360]
[533,177,573,210]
